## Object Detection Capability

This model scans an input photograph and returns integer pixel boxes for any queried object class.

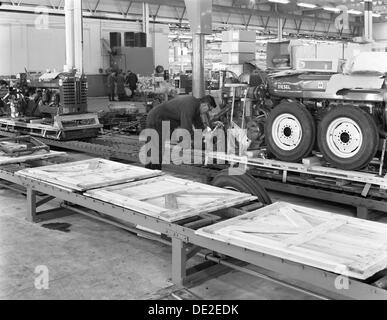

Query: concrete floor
[1,152,387,300]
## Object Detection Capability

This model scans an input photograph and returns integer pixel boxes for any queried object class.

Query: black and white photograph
[0,0,387,306]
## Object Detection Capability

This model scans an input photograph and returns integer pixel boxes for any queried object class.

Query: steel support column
[276,4,283,41]
[73,0,83,73]
[277,17,283,41]
[364,0,373,41]
[142,2,150,47]
[184,0,212,98]
[64,0,74,71]
[192,34,205,98]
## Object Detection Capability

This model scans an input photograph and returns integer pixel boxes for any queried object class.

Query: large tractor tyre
[317,106,379,171]
[265,102,316,163]
[212,169,272,205]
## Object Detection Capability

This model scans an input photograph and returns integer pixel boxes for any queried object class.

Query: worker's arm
[192,116,204,130]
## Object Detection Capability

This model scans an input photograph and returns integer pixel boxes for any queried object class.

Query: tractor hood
[267,70,386,101]
[267,52,387,100]
[325,74,385,95]
[345,52,387,76]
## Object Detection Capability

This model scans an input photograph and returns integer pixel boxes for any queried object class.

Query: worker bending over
[144,95,216,170]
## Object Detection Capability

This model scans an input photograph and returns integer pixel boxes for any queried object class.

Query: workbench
[1,157,387,300]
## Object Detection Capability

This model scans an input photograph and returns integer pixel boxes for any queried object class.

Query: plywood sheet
[85,176,256,222]
[15,158,163,191]
[0,150,65,166]
[196,202,387,280]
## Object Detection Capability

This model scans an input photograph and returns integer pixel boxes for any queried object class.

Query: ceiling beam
[130,0,361,26]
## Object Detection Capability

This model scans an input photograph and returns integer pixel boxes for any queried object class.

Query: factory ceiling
[1,0,386,39]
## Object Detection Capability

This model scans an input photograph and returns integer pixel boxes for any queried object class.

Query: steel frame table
[3,170,385,300]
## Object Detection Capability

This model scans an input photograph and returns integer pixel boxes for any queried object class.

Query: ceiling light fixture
[268,0,290,4]
[323,7,340,13]
[297,2,318,9]
[347,9,363,14]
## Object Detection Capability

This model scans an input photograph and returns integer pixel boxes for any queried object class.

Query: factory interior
[1,0,387,303]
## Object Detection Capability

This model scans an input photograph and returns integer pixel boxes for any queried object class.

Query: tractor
[220,52,387,171]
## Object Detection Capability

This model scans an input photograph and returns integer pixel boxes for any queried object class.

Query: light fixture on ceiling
[323,7,340,13]
[267,0,290,4]
[347,9,363,14]
[297,2,318,9]
[373,13,382,17]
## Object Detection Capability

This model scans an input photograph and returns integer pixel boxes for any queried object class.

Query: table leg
[172,238,187,286]
[26,187,37,222]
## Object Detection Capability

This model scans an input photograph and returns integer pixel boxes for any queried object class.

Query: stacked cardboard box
[289,40,375,71]
[221,30,256,75]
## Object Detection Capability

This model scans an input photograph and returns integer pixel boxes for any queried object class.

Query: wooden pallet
[16,158,163,191]
[85,175,256,222]
[0,150,65,166]
[196,201,387,280]
[0,114,102,140]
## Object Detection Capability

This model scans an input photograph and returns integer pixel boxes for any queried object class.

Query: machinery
[217,52,387,171]
[0,1,101,140]
[0,71,102,140]
[28,71,88,116]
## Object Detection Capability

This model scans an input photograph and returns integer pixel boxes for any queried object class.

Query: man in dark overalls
[144,95,216,170]
[126,70,138,98]
[107,70,117,101]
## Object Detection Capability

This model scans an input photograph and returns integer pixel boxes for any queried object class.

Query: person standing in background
[107,70,117,102]
[126,70,138,99]
[116,70,128,101]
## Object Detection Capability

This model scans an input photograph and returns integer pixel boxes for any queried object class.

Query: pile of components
[29,71,88,116]
[98,103,148,134]
[215,52,387,171]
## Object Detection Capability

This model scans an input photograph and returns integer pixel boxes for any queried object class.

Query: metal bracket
[361,183,372,197]
[282,170,287,183]
[166,229,189,242]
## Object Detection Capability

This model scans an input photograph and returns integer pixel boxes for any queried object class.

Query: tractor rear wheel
[265,102,316,162]
[212,169,272,205]
[318,106,379,170]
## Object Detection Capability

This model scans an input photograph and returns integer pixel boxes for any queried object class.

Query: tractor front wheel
[265,102,316,162]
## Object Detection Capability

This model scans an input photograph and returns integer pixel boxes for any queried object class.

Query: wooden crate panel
[0,150,65,166]
[15,158,162,191]
[196,202,387,280]
[85,176,256,222]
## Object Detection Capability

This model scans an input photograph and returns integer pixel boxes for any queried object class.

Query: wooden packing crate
[196,202,387,280]
[85,175,257,222]
[0,150,65,166]
[222,30,256,42]
[15,158,163,191]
